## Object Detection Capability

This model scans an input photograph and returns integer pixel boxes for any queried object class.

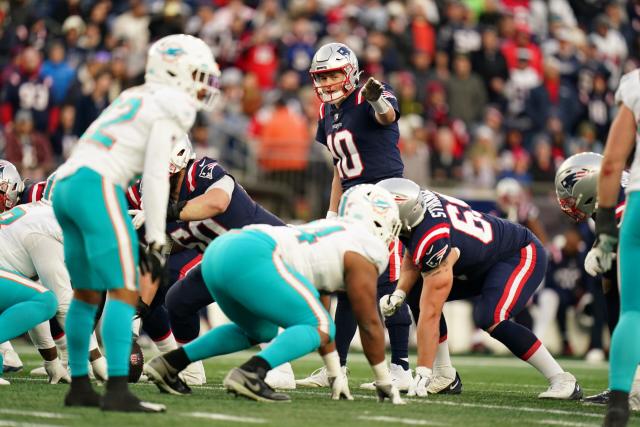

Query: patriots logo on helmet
[560,168,590,193]
[336,46,351,58]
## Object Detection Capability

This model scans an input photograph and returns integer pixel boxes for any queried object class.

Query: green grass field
[1,346,638,427]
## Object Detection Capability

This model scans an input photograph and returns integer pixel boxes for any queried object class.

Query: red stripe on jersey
[319,103,325,119]
[356,88,364,105]
[522,339,542,361]
[493,243,537,324]
[127,185,142,209]
[413,224,450,266]
[29,181,45,202]
[388,239,402,281]
[616,201,625,220]
[179,254,203,279]
[187,162,197,193]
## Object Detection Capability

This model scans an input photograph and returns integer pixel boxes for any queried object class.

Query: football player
[298,42,418,393]
[595,69,640,427]
[52,34,220,412]
[145,185,405,404]
[377,178,582,400]
[128,136,291,387]
[555,152,640,411]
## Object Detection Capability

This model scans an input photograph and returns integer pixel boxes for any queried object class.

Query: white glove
[329,373,353,400]
[407,366,432,397]
[375,381,406,404]
[584,238,617,277]
[128,209,146,230]
[379,289,406,317]
[44,359,70,384]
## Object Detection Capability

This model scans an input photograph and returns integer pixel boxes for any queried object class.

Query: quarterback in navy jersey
[296,42,416,392]
[377,178,582,400]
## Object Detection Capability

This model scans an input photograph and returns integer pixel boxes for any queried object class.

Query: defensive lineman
[52,34,220,412]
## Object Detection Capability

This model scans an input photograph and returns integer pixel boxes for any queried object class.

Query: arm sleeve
[27,234,73,307]
[142,119,183,245]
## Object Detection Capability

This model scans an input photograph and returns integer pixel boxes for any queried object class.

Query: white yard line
[0,409,75,419]
[535,420,599,427]
[184,411,267,424]
[358,415,444,425]
[0,421,62,427]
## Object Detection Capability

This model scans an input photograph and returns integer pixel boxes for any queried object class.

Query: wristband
[322,351,342,378]
[372,360,391,384]
[368,96,391,115]
[326,210,338,219]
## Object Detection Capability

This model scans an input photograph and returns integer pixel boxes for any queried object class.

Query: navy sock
[489,320,538,359]
[388,324,409,370]
[334,293,357,366]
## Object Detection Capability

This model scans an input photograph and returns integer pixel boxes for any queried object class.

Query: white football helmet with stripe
[0,160,24,212]
[309,43,361,104]
[338,184,401,246]
[169,135,196,175]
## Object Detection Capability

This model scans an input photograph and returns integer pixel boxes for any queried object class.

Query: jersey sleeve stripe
[127,185,141,209]
[388,239,402,281]
[319,103,325,119]
[187,162,197,192]
[494,242,537,323]
[381,91,396,100]
[413,224,450,265]
[30,182,45,202]
[356,88,364,105]
[616,201,625,219]
[272,251,331,335]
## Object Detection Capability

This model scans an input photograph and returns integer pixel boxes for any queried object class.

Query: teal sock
[257,325,320,368]
[0,353,4,376]
[66,299,98,377]
[101,299,134,377]
[184,323,253,362]
[609,311,640,392]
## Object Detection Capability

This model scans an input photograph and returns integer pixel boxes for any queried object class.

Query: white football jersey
[0,202,62,278]
[615,69,640,193]
[248,219,389,293]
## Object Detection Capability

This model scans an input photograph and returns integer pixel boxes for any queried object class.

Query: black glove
[167,200,187,222]
[361,77,384,102]
[139,242,168,288]
[136,297,151,319]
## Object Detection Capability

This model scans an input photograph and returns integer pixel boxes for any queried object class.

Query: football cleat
[604,391,631,427]
[44,358,70,384]
[629,390,640,411]
[265,363,296,390]
[0,378,9,385]
[1,346,23,373]
[360,363,412,392]
[30,366,47,377]
[178,360,206,386]
[583,389,610,405]
[144,356,192,396]
[538,372,583,400]
[101,389,166,413]
[224,367,291,403]
[64,385,101,408]
[428,369,463,395]
[296,366,348,388]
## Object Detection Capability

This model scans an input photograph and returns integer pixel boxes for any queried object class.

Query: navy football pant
[166,263,211,344]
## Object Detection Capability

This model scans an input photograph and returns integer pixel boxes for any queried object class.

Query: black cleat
[604,391,630,427]
[432,372,463,395]
[223,367,291,403]
[64,388,102,408]
[583,389,610,405]
[144,356,191,396]
[101,389,166,413]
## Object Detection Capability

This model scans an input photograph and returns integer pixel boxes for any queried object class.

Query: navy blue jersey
[128,157,284,253]
[400,191,534,278]
[19,180,46,204]
[315,83,403,189]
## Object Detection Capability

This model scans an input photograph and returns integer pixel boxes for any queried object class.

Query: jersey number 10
[327,130,364,179]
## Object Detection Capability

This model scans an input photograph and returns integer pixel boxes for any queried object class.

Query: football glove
[328,373,353,401]
[362,77,384,102]
[587,206,618,277]
[408,366,432,397]
[375,381,406,405]
[128,209,145,230]
[379,289,406,317]
[139,242,168,288]
[167,201,187,222]
[136,297,151,320]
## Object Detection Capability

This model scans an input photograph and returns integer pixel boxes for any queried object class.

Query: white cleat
[44,358,71,384]
[30,366,48,377]
[179,361,206,386]
[538,372,583,400]
[265,363,296,390]
[1,347,23,372]
[296,366,348,388]
[630,390,640,411]
[0,378,9,385]
[360,363,412,392]
[427,366,462,394]
[90,356,108,382]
